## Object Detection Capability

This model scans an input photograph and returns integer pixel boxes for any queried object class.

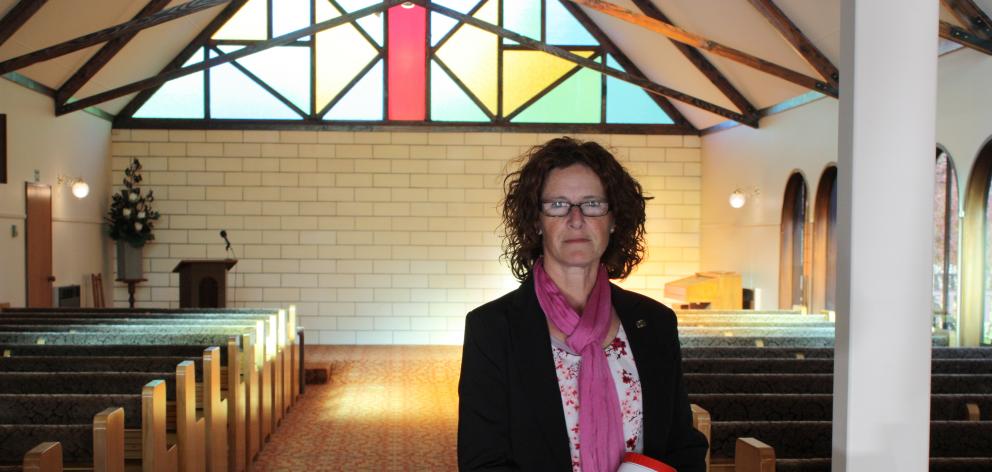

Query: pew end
[94,407,125,472]
[690,404,711,472]
[735,437,776,472]
[966,402,980,421]
[177,361,206,472]
[22,442,62,472]
[143,380,178,472]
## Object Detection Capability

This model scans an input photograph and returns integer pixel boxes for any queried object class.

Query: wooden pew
[0,308,296,445]
[1,341,247,472]
[0,334,249,472]
[22,442,62,472]
[0,387,164,472]
[0,307,302,469]
[690,405,711,472]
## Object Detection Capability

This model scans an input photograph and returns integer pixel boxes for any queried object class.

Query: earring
[609,227,615,234]
[537,229,543,235]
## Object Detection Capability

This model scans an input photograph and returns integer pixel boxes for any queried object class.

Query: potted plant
[106,158,160,279]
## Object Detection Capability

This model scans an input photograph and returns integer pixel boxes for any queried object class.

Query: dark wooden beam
[115,0,249,122]
[746,0,838,87]
[0,0,230,75]
[0,0,47,48]
[3,72,115,121]
[55,0,172,106]
[60,0,404,115]
[941,0,992,40]
[569,0,837,97]
[559,0,695,129]
[427,1,755,126]
[939,20,992,55]
[628,0,756,120]
[114,117,699,135]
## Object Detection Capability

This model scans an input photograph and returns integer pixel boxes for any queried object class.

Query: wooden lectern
[664,271,743,310]
[173,259,237,308]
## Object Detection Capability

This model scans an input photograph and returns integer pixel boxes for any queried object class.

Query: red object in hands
[617,452,677,472]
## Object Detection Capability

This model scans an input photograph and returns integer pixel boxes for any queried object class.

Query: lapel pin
[635,319,647,329]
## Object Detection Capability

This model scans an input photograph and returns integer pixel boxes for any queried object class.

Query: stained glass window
[129,0,676,129]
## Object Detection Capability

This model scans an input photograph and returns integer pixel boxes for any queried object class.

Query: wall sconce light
[58,175,90,199]
[729,187,759,209]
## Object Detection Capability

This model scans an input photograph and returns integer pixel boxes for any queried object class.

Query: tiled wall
[109,129,700,344]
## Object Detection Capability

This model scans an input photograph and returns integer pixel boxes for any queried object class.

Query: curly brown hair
[500,137,649,281]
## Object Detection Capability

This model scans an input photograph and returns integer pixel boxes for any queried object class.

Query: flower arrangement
[106,158,160,247]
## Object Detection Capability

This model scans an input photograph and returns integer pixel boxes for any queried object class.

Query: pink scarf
[534,260,625,472]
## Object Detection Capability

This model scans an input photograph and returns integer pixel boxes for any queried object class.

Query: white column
[833,0,938,471]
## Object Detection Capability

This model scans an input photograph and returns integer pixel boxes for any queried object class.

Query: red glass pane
[388,4,426,120]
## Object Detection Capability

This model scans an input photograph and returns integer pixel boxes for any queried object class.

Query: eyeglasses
[540,200,610,217]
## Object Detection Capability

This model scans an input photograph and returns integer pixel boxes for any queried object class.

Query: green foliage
[105,159,160,248]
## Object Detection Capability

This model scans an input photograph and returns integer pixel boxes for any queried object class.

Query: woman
[458,137,707,472]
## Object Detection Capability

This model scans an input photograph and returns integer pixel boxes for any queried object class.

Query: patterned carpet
[253,345,463,471]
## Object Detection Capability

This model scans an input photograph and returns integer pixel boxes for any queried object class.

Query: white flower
[134,222,143,231]
[137,211,146,219]
[128,192,139,202]
[122,208,132,218]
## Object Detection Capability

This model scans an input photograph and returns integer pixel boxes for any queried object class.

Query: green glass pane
[605,55,672,124]
[503,0,540,44]
[325,59,383,120]
[431,0,486,45]
[546,0,597,46]
[135,52,205,119]
[512,66,600,123]
[430,60,488,122]
[209,51,300,119]
[335,0,385,46]
[219,45,310,112]
[272,0,311,37]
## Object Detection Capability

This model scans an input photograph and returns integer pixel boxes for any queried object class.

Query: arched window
[962,140,992,346]
[779,172,808,310]
[812,166,837,313]
[933,148,959,331]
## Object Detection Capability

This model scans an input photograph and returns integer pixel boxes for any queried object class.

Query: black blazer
[457,276,708,471]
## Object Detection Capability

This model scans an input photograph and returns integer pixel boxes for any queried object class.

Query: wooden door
[25,182,53,307]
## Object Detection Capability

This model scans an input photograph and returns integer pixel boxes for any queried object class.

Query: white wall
[0,79,112,307]
[110,130,702,344]
[700,47,992,314]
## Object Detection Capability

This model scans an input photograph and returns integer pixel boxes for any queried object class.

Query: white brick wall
[111,130,701,345]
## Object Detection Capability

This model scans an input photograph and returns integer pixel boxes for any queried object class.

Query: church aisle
[253,345,462,471]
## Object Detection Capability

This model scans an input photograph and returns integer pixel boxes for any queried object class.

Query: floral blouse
[551,324,643,472]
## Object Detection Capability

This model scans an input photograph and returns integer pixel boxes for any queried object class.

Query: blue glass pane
[430,60,488,122]
[546,0,597,46]
[135,51,205,119]
[430,0,481,45]
[335,0,385,46]
[272,0,311,37]
[209,50,300,119]
[219,45,311,112]
[503,0,540,43]
[325,59,383,120]
[606,55,672,124]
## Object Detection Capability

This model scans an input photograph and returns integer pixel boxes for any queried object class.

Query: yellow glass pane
[475,0,497,23]
[315,0,378,111]
[213,0,267,40]
[502,50,594,116]
[435,1,498,114]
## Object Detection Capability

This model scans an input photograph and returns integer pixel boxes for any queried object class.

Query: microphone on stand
[220,229,232,252]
